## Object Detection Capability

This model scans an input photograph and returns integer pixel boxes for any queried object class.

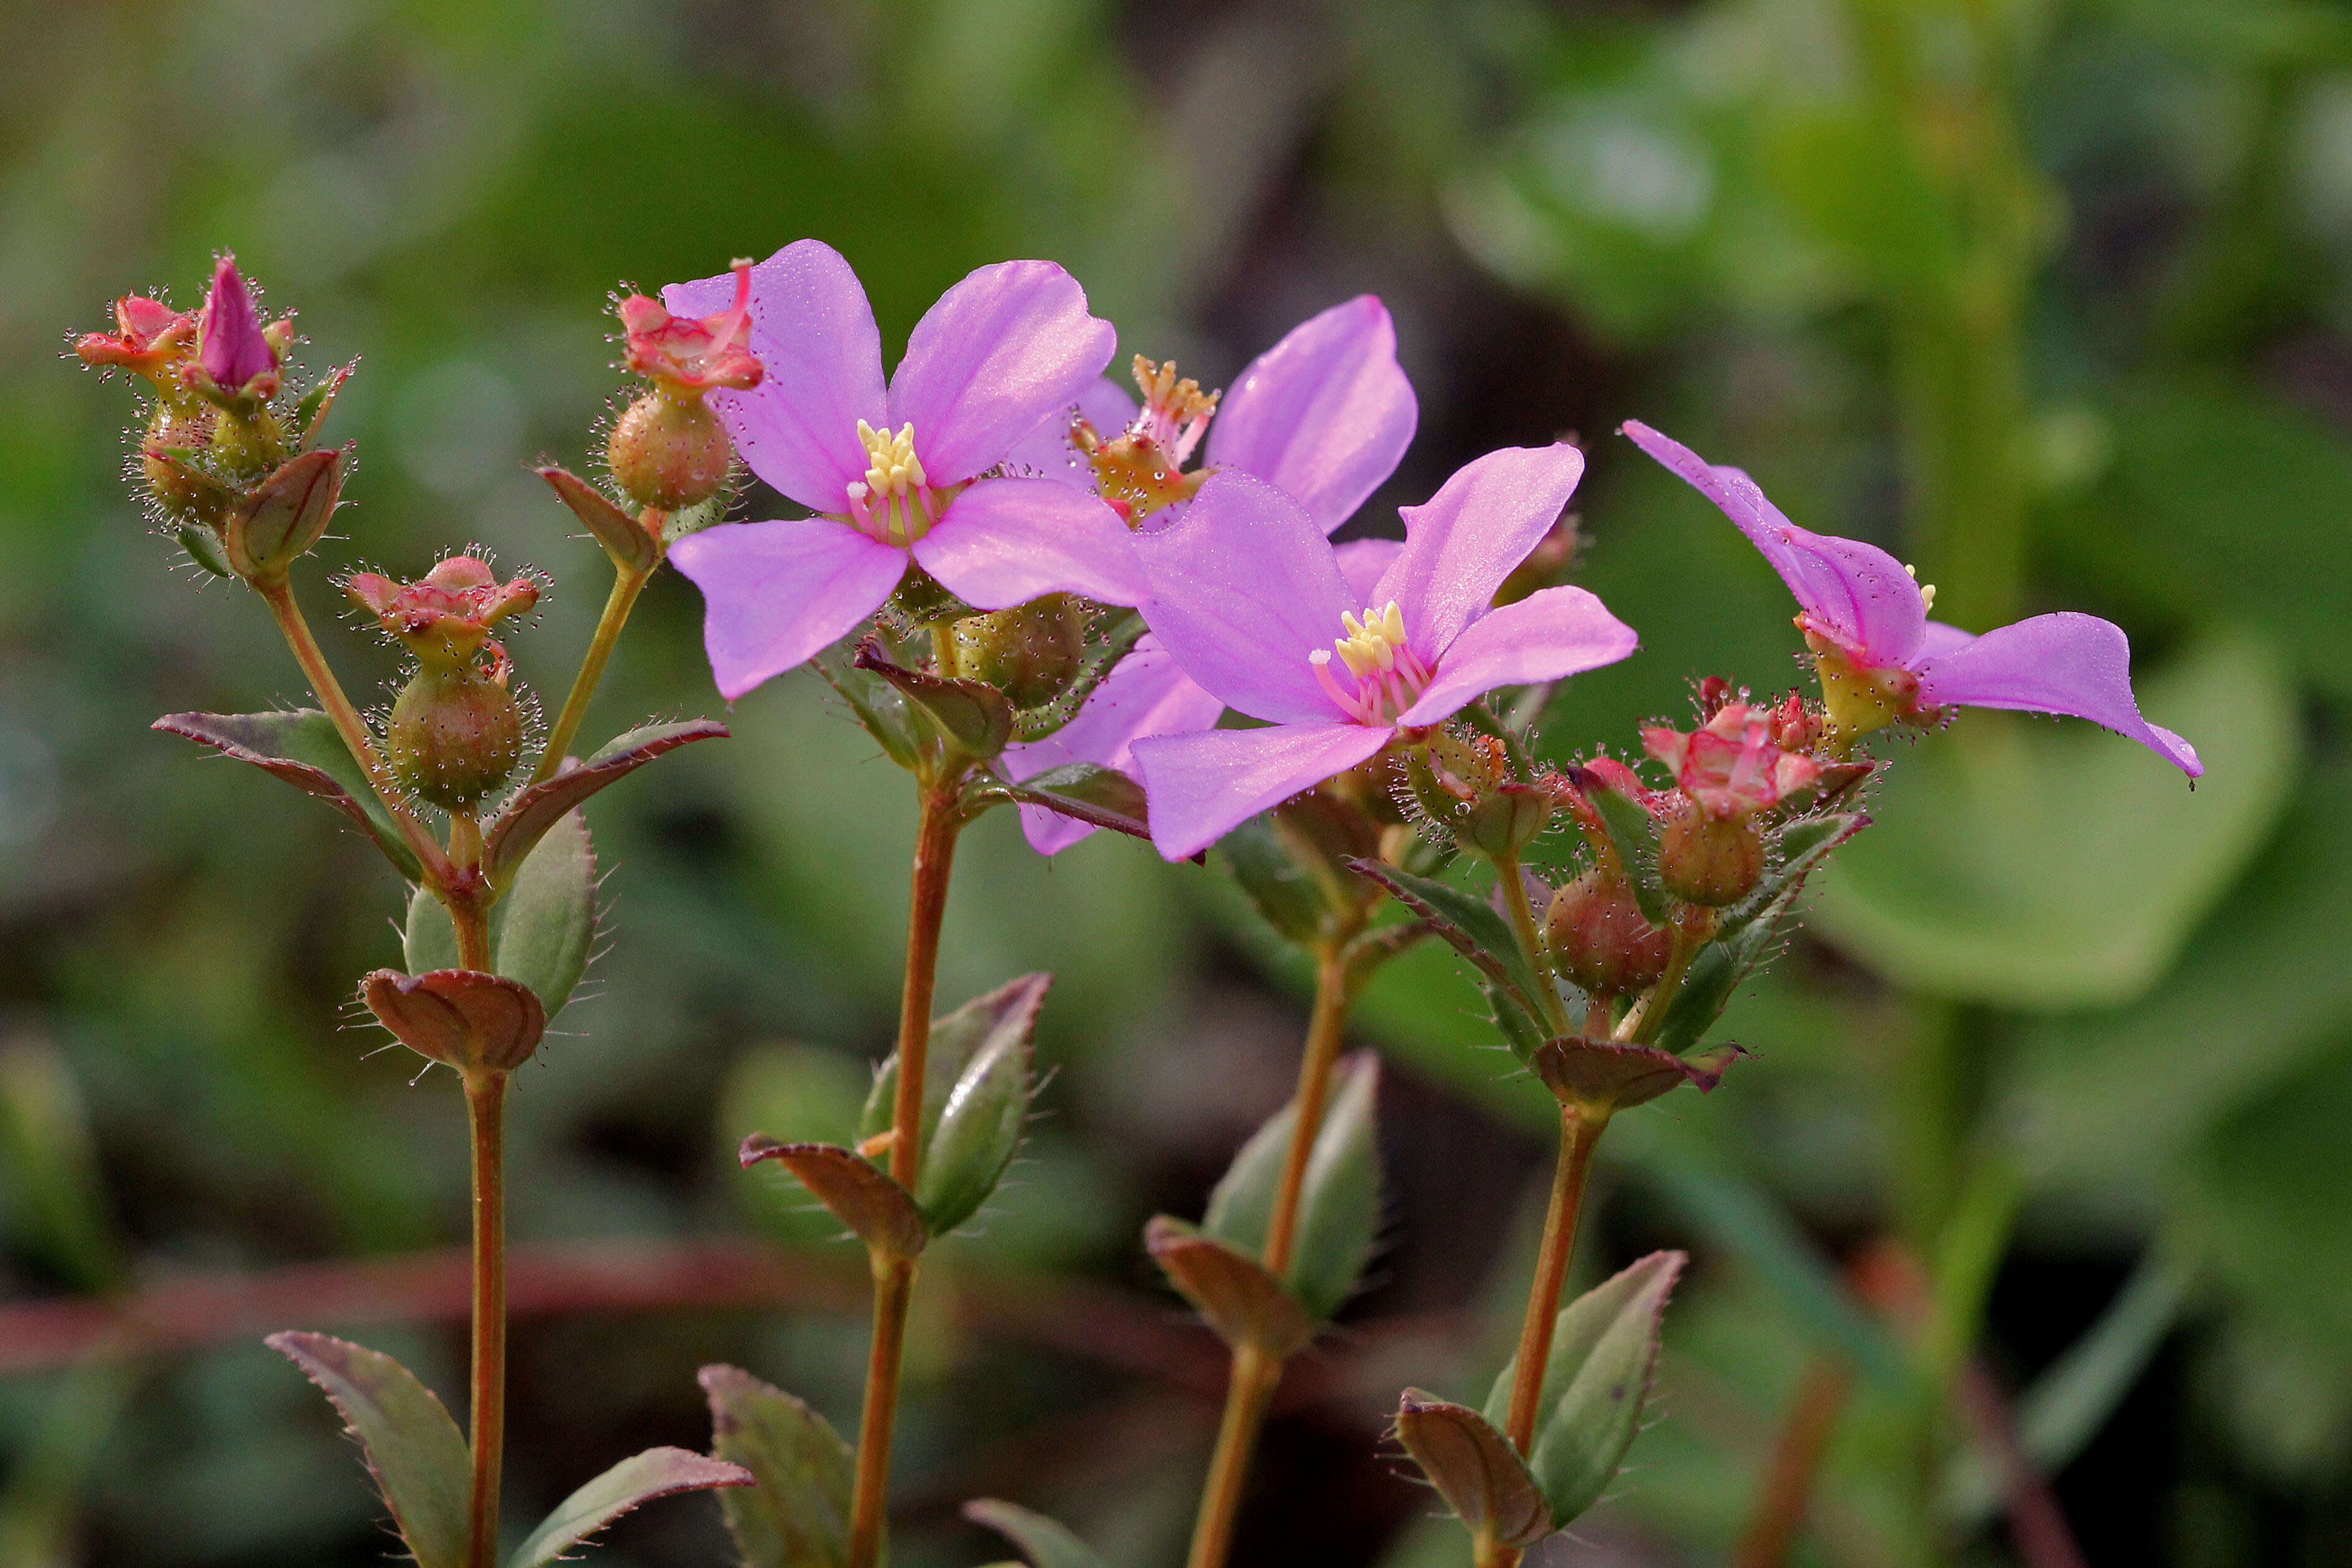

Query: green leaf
[507,1446,751,1568]
[984,762,1150,842]
[1201,1053,1382,1321]
[153,710,422,882]
[861,973,1049,1236]
[403,810,596,1015]
[1810,631,2298,1007]
[962,1499,1107,1568]
[538,465,659,573]
[700,1365,854,1568]
[482,719,727,886]
[1220,817,1328,945]
[851,637,1013,761]
[1575,773,1670,927]
[1392,1391,1551,1549]
[405,884,460,975]
[1346,859,1543,1018]
[1144,1215,1316,1358]
[266,1332,470,1568]
[1481,1251,1682,1527]
[1647,817,1856,1058]
[813,642,924,772]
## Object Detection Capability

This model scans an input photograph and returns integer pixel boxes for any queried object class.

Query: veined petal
[1912,612,2203,776]
[1622,420,1926,666]
[1135,471,1355,724]
[889,261,1116,485]
[1373,444,1586,659]
[666,241,885,514]
[1007,641,1224,854]
[1334,536,1403,602]
[1001,377,1139,490]
[912,479,1140,610]
[1395,585,1638,727]
[669,518,906,700]
[1208,295,1418,534]
[1134,722,1392,862]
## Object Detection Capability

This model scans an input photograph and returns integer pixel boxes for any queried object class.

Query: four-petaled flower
[661,241,1142,700]
[188,255,284,403]
[617,259,764,393]
[1622,421,2202,777]
[75,294,194,381]
[348,556,542,666]
[1642,702,1821,818]
[1131,444,1639,861]
[1001,297,1419,853]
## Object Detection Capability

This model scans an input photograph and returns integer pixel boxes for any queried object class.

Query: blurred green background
[2,0,2350,1564]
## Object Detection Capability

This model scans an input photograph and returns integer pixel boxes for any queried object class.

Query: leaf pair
[405,808,596,1018]
[269,1332,748,1568]
[1396,1251,1683,1547]
[1148,1053,1382,1357]
[741,974,1048,1255]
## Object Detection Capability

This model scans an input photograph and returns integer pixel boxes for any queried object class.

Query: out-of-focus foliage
[2,1,2350,1565]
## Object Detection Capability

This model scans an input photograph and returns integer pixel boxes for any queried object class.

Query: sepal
[292,360,355,451]
[361,968,546,1073]
[1392,1391,1550,1549]
[1144,1216,1315,1359]
[266,1332,469,1568]
[507,1447,752,1567]
[224,446,344,583]
[153,710,421,882]
[700,1365,854,1568]
[738,1137,927,1260]
[1202,1053,1382,1322]
[963,1499,1109,1568]
[859,973,1048,1236]
[1573,768,1673,926]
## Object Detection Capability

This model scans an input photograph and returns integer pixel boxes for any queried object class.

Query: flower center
[1072,355,1222,525]
[845,419,939,545]
[1309,601,1434,725]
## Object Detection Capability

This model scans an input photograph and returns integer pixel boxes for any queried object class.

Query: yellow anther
[1334,601,1408,680]
[854,419,925,496]
[1903,562,1938,613]
[1129,355,1220,431]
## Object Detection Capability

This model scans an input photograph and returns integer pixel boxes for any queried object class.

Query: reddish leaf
[739,1137,927,1259]
[362,968,545,1073]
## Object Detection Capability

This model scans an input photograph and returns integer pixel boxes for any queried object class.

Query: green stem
[1494,851,1570,1037]
[462,1069,509,1568]
[256,578,450,885]
[1185,941,1353,1568]
[844,781,964,1568]
[531,560,653,785]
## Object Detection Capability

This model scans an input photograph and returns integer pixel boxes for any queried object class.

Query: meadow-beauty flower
[1131,444,1638,861]
[617,259,763,394]
[1642,702,1821,818]
[1622,421,2202,777]
[661,241,1140,700]
[1000,297,1417,853]
[188,256,283,402]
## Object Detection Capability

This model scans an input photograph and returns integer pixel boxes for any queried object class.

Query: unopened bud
[1546,869,1672,997]
[185,256,284,406]
[608,388,732,510]
[388,654,525,811]
[1656,810,1764,906]
[1460,781,1550,859]
[946,594,1089,709]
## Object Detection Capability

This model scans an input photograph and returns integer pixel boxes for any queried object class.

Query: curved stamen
[1310,601,1433,725]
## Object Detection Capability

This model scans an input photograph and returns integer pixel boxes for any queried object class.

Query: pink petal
[1372,444,1586,659]
[1911,612,2203,776]
[668,518,906,700]
[1395,585,1638,727]
[1135,471,1356,725]
[1134,722,1392,862]
[1334,536,1403,601]
[1621,421,1924,666]
[1208,296,1418,534]
[666,241,886,515]
[889,261,1116,485]
[1000,377,1139,490]
[1006,640,1224,854]
[911,479,1140,610]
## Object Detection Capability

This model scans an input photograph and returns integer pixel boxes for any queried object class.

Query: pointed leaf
[1481,1251,1683,1527]
[482,719,727,886]
[1202,1053,1382,1321]
[1719,812,1863,942]
[267,1332,469,1568]
[507,1446,752,1568]
[493,808,596,1016]
[1220,817,1329,945]
[1530,1037,1740,1112]
[539,466,659,573]
[963,1499,1107,1568]
[362,968,545,1073]
[295,360,356,449]
[860,973,1051,1233]
[1347,859,1542,1015]
[814,643,924,772]
[1576,773,1670,927]
[1481,977,1549,1063]
[985,763,1151,841]
[852,636,1013,760]
[739,1138,927,1259]
[406,884,460,976]
[1145,1216,1315,1358]
[700,1365,854,1568]
[1393,1391,1550,1549]
[154,710,421,881]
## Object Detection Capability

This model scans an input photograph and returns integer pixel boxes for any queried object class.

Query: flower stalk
[533,532,661,785]
[462,1067,510,1568]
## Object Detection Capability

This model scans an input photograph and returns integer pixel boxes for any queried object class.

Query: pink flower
[1131,444,1638,861]
[191,256,280,399]
[617,258,763,393]
[1001,298,1418,853]
[75,294,194,379]
[1622,421,2202,777]
[662,241,1141,700]
[1641,702,1820,818]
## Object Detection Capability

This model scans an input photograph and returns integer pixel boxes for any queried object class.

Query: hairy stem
[532,557,653,785]
[256,578,449,882]
[1185,941,1352,1568]
[462,1069,509,1568]
[844,782,964,1568]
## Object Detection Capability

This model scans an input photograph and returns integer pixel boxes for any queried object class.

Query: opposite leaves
[1202,1052,1383,1322]
[858,973,1047,1237]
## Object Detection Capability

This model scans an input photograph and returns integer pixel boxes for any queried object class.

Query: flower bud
[388,654,525,811]
[608,388,732,510]
[946,594,1090,709]
[183,256,284,407]
[1656,810,1764,906]
[1546,868,1672,998]
[1460,781,1550,859]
